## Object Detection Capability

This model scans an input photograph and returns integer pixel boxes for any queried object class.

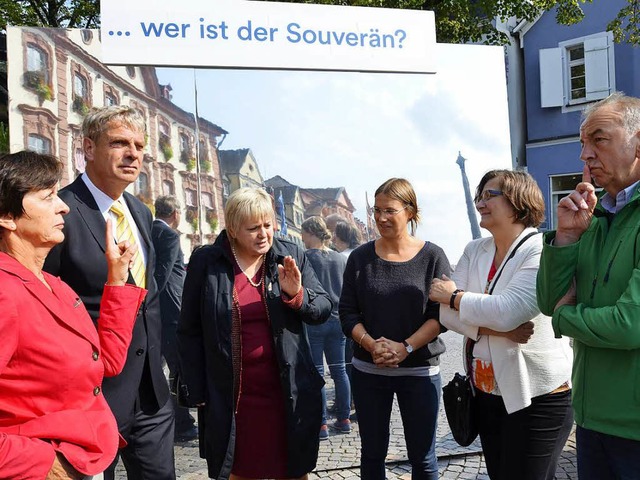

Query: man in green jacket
[537,92,640,479]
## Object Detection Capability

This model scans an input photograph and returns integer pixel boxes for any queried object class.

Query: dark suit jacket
[151,219,185,366]
[44,176,169,429]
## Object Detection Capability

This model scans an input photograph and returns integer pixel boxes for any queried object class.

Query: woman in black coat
[177,187,331,480]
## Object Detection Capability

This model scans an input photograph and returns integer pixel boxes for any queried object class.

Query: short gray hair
[155,195,180,218]
[582,92,640,137]
[224,187,275,237]
[82,105,147,143]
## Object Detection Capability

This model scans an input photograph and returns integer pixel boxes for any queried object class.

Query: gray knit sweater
[339,240,450,367]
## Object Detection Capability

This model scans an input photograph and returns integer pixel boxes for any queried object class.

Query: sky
[156,43,513,264]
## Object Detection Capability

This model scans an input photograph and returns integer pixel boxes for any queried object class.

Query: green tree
[269,0,640,45]
[1,0,639,45]
[0,0,99,31]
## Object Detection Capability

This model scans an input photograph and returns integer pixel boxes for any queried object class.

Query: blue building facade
[519,0,640,230]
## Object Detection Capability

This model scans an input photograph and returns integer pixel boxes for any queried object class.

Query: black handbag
[442,231,539,447]
[443,339,478,446]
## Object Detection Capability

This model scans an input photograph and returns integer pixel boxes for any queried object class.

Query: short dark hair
[0,151,63,219]
[155,195,180,219]
[334,221,362,248]
[474,169,545,228]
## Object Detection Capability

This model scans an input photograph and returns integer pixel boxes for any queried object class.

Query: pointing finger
[105,217,115,253]
[582,163,591,184]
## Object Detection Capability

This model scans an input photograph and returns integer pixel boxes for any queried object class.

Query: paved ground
[115,331,577,479]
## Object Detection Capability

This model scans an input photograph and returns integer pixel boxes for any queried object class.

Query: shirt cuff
[281,287,303,310]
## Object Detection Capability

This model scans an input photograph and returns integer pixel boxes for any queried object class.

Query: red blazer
[0,253,146,479]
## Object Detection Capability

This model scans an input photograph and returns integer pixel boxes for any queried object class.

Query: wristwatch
[402,340,413,354]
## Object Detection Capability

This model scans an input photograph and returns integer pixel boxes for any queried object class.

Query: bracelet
[450,289,464,311]
[358,332,369,345]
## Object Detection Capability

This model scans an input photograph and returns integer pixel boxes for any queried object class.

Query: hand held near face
[105,217,139,286]
[555,164,598,246]
[277,255,302,297]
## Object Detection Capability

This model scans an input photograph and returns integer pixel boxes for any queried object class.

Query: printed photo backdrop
[7,25,511,263]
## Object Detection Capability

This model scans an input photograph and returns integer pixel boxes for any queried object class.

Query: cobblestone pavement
[115,332,577,479]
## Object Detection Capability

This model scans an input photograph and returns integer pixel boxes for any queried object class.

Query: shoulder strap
[488,231,539,295]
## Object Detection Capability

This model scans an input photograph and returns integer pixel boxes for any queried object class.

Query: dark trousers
[475,389,573,480]
[352,369,440,480]
[104,396,176,480]
[576,425,640,480]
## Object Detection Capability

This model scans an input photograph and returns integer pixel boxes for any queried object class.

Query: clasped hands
[367,336,408,368]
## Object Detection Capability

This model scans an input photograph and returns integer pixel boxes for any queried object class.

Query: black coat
[43,177,169,427]
[151,219,186,366]
[177,231,331,480]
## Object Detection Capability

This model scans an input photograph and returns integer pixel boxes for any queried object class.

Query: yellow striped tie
[110,200,146,287]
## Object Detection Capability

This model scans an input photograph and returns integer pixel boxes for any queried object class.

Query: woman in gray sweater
[339,178,450,480]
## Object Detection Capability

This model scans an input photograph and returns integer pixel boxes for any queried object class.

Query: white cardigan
[440,228,573,414]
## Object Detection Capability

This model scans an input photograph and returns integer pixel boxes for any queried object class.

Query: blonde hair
[374,178,421,235]
[301,216,332,247]
[224,187,275,237]
[82,105,147,143]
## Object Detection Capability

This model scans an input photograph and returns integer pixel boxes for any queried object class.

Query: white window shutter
[539,48,564,107]
[585,36,611,102]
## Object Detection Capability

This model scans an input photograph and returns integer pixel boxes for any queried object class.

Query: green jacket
[537,192,640,441]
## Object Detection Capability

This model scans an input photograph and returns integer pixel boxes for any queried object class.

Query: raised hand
[556,164,597,246]
[277,255,302,298]
[105,217,139,286]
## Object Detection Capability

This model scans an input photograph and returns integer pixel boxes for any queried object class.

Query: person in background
[537,92,640,479]
[152,195,197,442]
[301,216,350,440]
[334,221,362,258]
[0,151,146,479]
[332,220,363,419]
[44,105,176,479]
[324,213,348,238]
[340,178,449,480]
[430,170,573,480]
[177,187,332,480]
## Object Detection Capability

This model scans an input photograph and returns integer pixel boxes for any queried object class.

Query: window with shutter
[539,31,614,111]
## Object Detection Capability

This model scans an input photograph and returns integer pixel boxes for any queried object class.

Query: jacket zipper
[603,240,622,284]
[590,239,622,299]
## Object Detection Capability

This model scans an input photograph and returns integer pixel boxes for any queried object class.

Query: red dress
[231,264,289,478]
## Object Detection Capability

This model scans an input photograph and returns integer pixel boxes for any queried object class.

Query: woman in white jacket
[429,169,573,480]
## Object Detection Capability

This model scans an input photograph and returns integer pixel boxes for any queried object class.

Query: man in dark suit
[44,105,176,479]
[152,195,197,442]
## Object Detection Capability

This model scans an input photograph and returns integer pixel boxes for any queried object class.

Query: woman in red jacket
[0,151,146,479]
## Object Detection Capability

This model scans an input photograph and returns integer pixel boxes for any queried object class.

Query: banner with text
[101,0,436,73]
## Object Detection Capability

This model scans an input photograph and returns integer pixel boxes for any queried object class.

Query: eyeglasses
[476,189,503,203]
[373,205,408,217]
